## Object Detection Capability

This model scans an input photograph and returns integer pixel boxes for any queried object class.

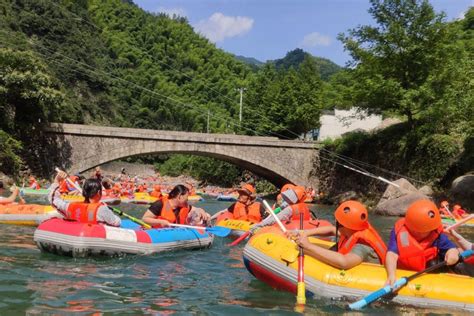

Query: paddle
[296,212,306,309]
[229,206,283,247]
[262,200,287,233]
[168,223,231,237]
[443,205,456,220]
[444,214,474,231]
[348,249,474,310]
[108,206,152,229]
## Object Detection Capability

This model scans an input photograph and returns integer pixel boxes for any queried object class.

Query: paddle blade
[206,226,231,237]
[349,278,407,310]
[229,231,250,246]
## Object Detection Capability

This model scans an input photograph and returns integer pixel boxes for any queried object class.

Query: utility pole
[237,87,247,123]
[207,110,210,133]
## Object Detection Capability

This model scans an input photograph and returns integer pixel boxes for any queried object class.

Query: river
[0,196,471,314]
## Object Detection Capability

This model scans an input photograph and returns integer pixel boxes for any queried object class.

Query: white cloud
[194,12,254,42]
[300,32,331,47]
[155,7,187,17]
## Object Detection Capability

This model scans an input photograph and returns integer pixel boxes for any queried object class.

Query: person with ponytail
[142,184,211,228]
[48,170,121,227]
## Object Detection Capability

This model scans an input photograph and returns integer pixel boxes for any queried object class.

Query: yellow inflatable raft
[215,218,253,237]
[243,231,474,312]
[0,204,60,226]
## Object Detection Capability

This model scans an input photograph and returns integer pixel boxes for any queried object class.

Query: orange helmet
[405,200,441,233]
[334,200,369,231]
[280,183,295,193]
[453,204,462,211]
[293,186,307,202]
[440,200,449,207]
[237,183,256,197]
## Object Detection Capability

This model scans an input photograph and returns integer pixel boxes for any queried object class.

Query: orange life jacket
[59,176,79,193]
[29,180,40,189]
[150,190,162,198]
[289,203,311,221]
[337,223,387,264]
[65,202,101,224]
[395,218,443,271]
[155,197,189,224]
[230,201,262,223]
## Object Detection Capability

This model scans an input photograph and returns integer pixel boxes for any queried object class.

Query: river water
[0,196,471,315]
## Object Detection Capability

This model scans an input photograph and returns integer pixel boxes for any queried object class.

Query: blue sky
[134,0,473,66]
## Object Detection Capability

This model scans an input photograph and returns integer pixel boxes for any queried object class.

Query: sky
[133,0,473,66]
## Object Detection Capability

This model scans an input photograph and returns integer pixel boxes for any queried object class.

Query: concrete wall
[318,108,382,141]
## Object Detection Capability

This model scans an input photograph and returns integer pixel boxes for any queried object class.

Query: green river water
[0,196,472,315]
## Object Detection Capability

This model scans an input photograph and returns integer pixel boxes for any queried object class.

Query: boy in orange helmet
[385,200,460,285]
[289,200,387,269]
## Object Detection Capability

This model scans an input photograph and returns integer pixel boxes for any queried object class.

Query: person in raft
[141,184,210,228]
[0,182,25,205]
[452,204,469,219]
[250,185,312,234]
[385,200,460,285]
[288,200,387,269]
[445,228,474,276]
[212,183,265,223]
[439,200,451,217]
[49,170,121,227]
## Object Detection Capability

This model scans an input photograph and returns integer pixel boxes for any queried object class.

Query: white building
[316,108,383,141]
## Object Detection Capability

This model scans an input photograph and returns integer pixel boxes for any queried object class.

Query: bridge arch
[46,123,319,187]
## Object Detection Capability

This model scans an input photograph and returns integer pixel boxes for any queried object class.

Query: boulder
[378,178,418,205]
[374,178,429,216]
[374,192,430,216]
[450,174,474,209]
[418,185,434,196]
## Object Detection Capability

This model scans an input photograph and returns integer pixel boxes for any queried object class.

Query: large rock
[378,178,418,204]
[374,193,430,216]
[418,185,434,196]
[374,178,429,216]
[450,174,474,209]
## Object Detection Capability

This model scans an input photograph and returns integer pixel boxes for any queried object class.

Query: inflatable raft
[20,188,49,196]
[34,218,214,257]
[216,194,238,202]
[442,217,474,227]
[61,194,121,205]
[215,215,332,238]
[243,230,474,312]
[0,204,60,226]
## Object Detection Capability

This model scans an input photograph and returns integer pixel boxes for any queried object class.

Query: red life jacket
[337,223,387,264]
[65,202,101,224]
[289,203,311,221]
[231,201,262,223]
[395,218,443,271]
[156,197,189,224]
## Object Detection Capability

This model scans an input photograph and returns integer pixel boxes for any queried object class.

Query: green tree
[338,0,457,127]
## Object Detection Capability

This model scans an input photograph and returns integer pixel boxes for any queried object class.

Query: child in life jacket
[49,170,121,227]
[385,200,460,286]
[141,184,210,228]
[212,184,265,223]
[288,200,387,269]
[250,185,311,234]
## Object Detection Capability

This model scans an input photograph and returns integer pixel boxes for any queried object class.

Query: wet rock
[333,190,359,204]
[418,185,434,196]
[374,178,429,216]
[450,174,474,209]
[375,192,430,216]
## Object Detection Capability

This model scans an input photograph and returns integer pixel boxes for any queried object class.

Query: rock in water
[374,178,429,216]
[450,174,474,210]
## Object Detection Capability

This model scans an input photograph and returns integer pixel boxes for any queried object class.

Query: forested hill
[272,48,341,80]
[0,0,330,179]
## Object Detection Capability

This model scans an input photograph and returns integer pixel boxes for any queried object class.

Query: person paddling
[287,201,387,269]
[49,170,121,227]
[385,200,460,286]
[212,184,265,224]
[0,182,25,205]
[142,184,210,228]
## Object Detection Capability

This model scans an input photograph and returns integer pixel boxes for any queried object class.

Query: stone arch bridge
[45,123,320,187]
